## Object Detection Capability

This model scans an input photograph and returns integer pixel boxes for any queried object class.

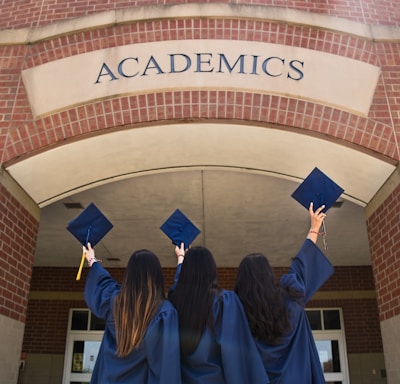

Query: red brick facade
[367,184,400,321]
[0,184,37,323]
[0,1,399,30]
[1,16,399,165]
[23,264,383,354]
[0,12,400,164]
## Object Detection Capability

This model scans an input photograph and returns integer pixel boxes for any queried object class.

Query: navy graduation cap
[67,202,113,280]
[291,167,344,213]
[291,167,344,250]
[160,209,200,249]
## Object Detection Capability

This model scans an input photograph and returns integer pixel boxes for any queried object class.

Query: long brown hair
[113,249,165,357]
[234,253,297,345]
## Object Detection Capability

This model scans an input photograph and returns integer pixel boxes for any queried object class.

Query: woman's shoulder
[154,300,178,320]
[215,289,242,307]
[145,300,178,334]
[143,302,178,344]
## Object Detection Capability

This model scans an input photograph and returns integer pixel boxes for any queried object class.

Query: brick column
[0,168,40,384]
[366,165,400,384]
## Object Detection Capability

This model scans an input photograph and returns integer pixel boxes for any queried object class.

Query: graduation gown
[170,264,269,384]
[256,239,334,384]
[84,262,182,384]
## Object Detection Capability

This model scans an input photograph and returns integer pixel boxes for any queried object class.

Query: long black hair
[234,253,298,345]
[169,246,220,356]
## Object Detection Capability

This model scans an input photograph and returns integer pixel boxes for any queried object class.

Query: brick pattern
[29,266,176,292]
[23,264,383,354]
[318,266,377,291]
[0,184,38,322]
[1,19,399,164]
[25,297,383,354]
[367,184,400,322]
[23,299,86,354]
[0,0,399,30]
[29,265,377,292]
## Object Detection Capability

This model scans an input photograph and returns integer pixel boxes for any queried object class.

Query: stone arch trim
[2,7,399,164]
[3,91,398,166]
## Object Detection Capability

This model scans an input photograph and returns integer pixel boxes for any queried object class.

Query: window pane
[306,310,322,330]
[71,311,88,330]
[315,340,341,373]
[90,313,106,331]
[323,310,341,330]
[331,340,341,372]
[71,340,101,374]
[71,341,84,372]
[83,341,101,373]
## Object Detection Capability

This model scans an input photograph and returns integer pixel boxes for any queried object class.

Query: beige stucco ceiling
[6,123,395,269]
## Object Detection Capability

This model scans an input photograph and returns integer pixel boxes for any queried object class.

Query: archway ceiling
[7,123,395,268]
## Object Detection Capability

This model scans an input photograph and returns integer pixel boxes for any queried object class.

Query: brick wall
[23,264,383,354]
[27,265,378,292]
[23,299,84,354]
[367,184,400,322]
[0,0,399,30]
[0,183,38,323]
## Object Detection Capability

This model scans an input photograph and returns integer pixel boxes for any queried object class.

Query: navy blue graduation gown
[170,264,269,384]
[84,262,182,384]
[255,239,334,384]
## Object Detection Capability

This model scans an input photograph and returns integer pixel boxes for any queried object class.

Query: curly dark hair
[234,253,300,345]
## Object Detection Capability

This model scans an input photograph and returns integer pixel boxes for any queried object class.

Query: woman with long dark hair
[83,244,181,384]
[169,245,268,384]
[235,203,334,383]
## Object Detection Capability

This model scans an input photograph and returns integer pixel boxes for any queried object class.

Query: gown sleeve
[145,302,182,384]
[168,263,182,296]
[217,290,269,384]
[282,239,334,303]
[84,262,120,319]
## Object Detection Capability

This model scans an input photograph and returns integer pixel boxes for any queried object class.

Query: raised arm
[282,202,333,302]
[168,243,186,296]
[306,203,326,243]
[83,242,99,266]
[175,242,186,265]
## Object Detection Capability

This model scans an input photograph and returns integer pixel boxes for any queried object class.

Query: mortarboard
[67,202,113,280]
[291,167,344,213]
[291,167,344,250]
[160,209,200,249]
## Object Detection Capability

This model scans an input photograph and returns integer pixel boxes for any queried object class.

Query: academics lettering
[94,52,304,83]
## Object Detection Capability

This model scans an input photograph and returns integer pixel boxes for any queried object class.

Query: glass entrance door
[63,309,105,384]
[314,335,348,383]
[306,309,349,384]
[64,337,102,384]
